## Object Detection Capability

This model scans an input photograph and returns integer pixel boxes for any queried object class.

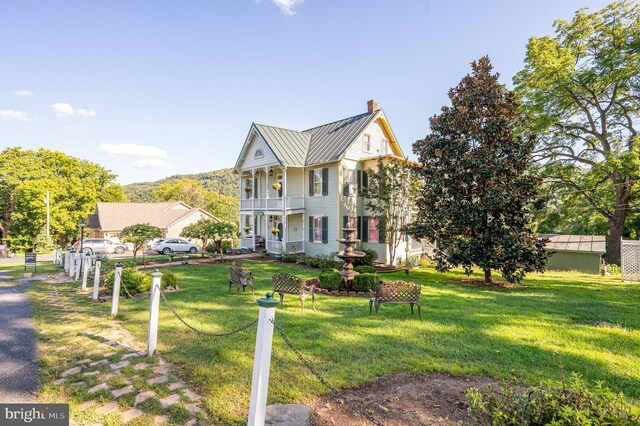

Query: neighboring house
[233,99,429,265]
[542,234,606,274]
[87,201,219,240]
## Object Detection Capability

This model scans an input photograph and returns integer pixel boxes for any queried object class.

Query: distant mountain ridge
[124,168,236,202]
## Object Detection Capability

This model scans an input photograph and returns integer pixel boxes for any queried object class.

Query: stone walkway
[36,274,207,425]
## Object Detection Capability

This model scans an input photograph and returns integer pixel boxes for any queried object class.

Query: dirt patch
[457,278,525,290]
[308,372,496,426]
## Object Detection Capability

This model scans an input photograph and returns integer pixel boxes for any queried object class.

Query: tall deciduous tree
[362,157,420,266]
[513,0,640,264]
[205,192,239,224]
[152,178,208,208]
[122,224,162,261]
[410,57,548,284]
[193,222,239,260]
[0,147,127,251]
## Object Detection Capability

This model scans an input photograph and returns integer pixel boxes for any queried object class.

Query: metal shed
[541,234,606,274]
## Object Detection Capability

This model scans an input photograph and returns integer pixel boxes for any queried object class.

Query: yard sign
[25,252,37,272]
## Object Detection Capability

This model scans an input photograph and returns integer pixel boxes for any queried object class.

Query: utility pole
[44,191,50,237]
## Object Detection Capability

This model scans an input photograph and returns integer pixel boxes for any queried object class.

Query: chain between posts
[270,318,384,426]
[160,290,258,337]
[117,271,140,300]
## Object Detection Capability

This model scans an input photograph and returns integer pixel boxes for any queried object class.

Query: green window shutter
[357,170,362,192]
[378,217,386,243]
[343,178,349,196]
[322,168,329,196]
[309,216,314,242]
[322,217,328,244]
[362,171,369,188]
[362,216,369,243]
[357,216,362,240]
[342,216,348,228]
[309,170,314,196]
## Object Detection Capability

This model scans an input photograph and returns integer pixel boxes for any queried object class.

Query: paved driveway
[0,275,40,402]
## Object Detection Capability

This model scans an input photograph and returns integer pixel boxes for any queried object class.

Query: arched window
[254,149,264,159]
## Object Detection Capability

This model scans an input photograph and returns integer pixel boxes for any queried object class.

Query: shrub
[301,254,343,270]
[352,248,378,267]
[466,373,640,426]
[160,270,179,288]
[319,269,342,291]
[103,267,173,296]
[353,273,378,292]
[354,265,376,274]
[281,253,301,263]
[404,256,421,269]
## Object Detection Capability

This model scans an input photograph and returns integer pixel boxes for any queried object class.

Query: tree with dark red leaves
[409,56,549,284]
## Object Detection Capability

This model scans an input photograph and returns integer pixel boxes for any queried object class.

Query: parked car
[152,238,199,255]
[107,237,135,251]
[74,238,127,254]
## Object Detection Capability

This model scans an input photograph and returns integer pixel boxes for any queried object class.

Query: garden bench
[229,261,254,295]
[272,273,319,313]
[369,280,421,319]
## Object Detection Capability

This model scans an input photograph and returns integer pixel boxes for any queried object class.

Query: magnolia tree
[181,219,218,257]
[122,223,162,261]
[409,57,549,284]
[362,157,420,265]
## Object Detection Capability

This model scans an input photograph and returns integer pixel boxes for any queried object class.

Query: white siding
[344,119,392,160]
[304,163,339,257]
[285,167,304,198]
[167,211,214,239]
[239,133,279,169]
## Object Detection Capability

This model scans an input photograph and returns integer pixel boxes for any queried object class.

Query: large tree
[410,57,548,284]
[181,219,218,257]
[513,0,640,264]
[0,147,126,251]
[152,178,208,208]
[362,157,420,266]
[122,224,162,261]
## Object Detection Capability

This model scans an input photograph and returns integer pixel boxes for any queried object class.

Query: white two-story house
[233,100,430,265]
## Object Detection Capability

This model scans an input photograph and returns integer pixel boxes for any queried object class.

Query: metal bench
[229,261,254,295]
[369,280,421,319]
[272,273,318,313]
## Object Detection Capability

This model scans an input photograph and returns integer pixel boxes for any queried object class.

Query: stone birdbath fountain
[334,227,366,282]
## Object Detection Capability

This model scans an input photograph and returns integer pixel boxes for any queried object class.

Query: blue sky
[0,0,611,184]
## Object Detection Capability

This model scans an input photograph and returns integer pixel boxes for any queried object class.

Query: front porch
[239,212,305,254]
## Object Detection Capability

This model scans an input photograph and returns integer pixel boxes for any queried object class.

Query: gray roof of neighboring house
[91,202,217,231]
[541,234,606,254]
[253,124,311,166]
[243,110,380,168]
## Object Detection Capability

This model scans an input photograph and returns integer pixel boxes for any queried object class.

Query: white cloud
[0,109,29,121]
[99,142,168,158]
[132,158,171,169]
[51,102,96,118]
[14,89,33,97]
[257,0,303,15]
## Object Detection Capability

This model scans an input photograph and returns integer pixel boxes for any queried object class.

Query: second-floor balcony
[240,196,304,211]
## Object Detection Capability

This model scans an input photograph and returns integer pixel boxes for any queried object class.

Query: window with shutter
[368,217,379,242]
[309,216,314,242]
[313,217,323,243]
[312,169,323,195]
[362,171,369,188]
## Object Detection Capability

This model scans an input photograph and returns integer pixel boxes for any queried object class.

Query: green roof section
[253,124,310,167]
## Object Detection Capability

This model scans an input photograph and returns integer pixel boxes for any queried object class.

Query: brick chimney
[367,99,378,113]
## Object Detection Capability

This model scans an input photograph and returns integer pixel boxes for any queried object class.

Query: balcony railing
[240,197,305,211]
[240,237,253,250]
[266,240,282,254]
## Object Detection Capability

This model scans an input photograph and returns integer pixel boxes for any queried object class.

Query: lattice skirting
[622,239,640,282]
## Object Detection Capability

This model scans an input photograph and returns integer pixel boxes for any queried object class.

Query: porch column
[282,168,287,252]
[251,169,256,251]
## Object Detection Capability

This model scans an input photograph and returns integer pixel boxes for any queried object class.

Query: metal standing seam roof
[253,124,311,166]
[303,112,377,165]
[540,234,606,254]
[242,111,380,168]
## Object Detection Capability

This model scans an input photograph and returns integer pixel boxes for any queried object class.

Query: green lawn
[99,262,640,424]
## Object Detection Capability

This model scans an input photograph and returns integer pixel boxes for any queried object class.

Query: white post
[111,263,123,316]
[147,269,162,356]
[248,292,279,426]
[81,252,90,290]
[74,253,81,281]
[69,252,75,278]
[64,249,70,273]
[92,258,102,301]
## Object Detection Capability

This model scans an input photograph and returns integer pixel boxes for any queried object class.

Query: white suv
[74,239,127,254]
[152,238,199,255]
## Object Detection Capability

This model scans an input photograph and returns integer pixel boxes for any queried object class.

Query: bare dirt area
[308,372,497,426]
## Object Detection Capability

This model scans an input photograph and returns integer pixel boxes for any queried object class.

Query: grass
[96,261,640,424]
